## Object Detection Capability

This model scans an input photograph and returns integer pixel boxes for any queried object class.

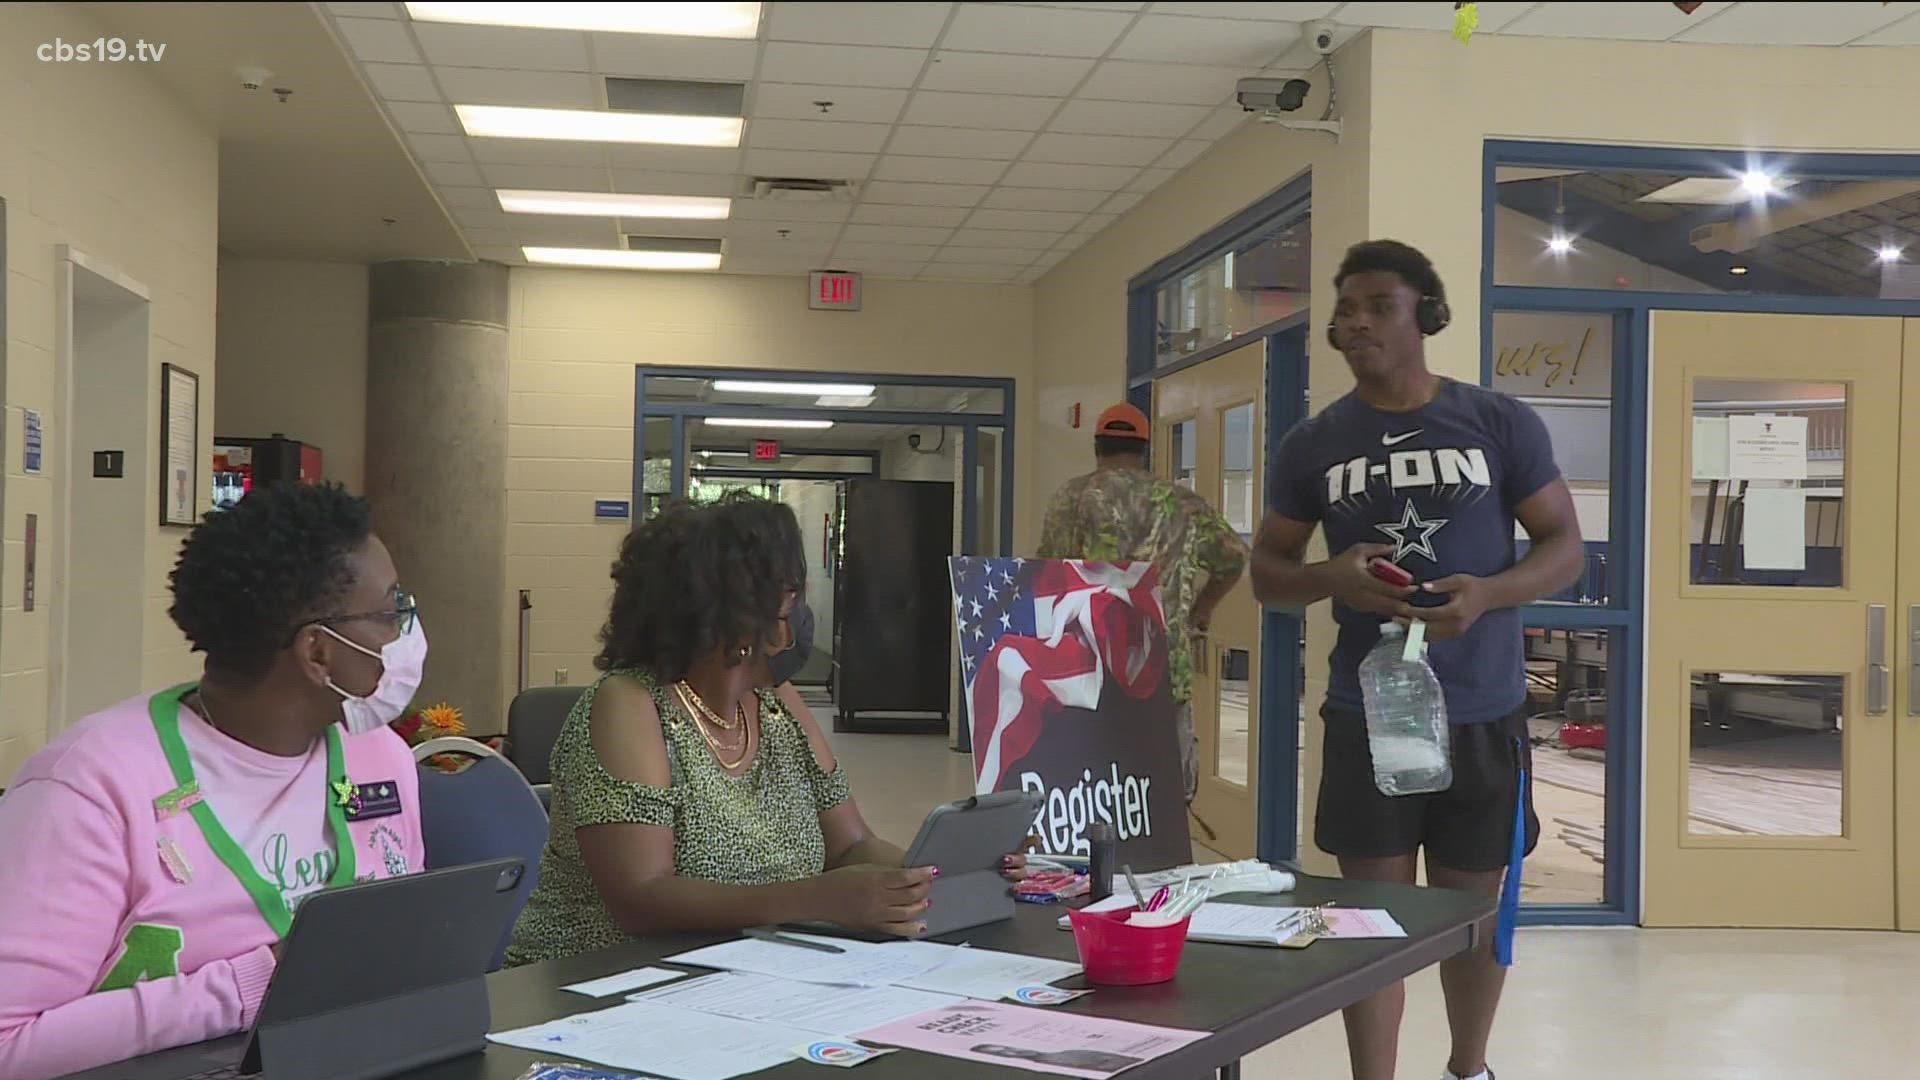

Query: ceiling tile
[605,146,743,174]
[941,5,1135,57]
[920,264,1021,283]
[1051,232,1089,252]
[833,242,944,261]
[1184,107,1247,141]
[871,156,1010,184]
[749,118,893,154]
[981,187,1108,212]
[1496,1,1732,39]
[1025,132,1170,166]
[436,68,597,109]
[725,219,841,242]
[334,17,421,64]
[592,34,759,80]
[327,2,399,17]
[1099,191,1145,215]
[436,186,498,209]
[901,91,1061,131]
[405,132,473,163]
[920,52,1094,96]
[1077,60,1242,105]
[1074,213,1118,234]
[495,218,620,245]
[767,2,954,47]
[1337,2,1535,33]
[413,23,590,70]
[849,204,973,227]
[1858,12,1920,44]
[742,148,876,179]
[726,256,835,275]
[886,126,1033,159]
[1050,98,1210,137]
[965,207,1088,231]
[946,226,1065,249]
[824,259,929,277]
[840,223,956,245]
[619,218,734,239]
[1023,2,1146,10]
[1672,1,1916,45]
[761,43,929,88]
[455,207,515,231]
[998,161,1137,190]
[473,245,524,263]
[729,198,855,222]
[933,246,1044,266]
[754,84,910,124]
[1155,139,1211,169]
[1110,15,1295,65]
[611,170,739,197]
[472,138,611,167]
[1147,2,1339,18]
[1126,166,1179,193]
[481,163,609,190]
[859,181,990,207]
[361,63,441,102]
[424,160,484,186]
[387,100,460,134]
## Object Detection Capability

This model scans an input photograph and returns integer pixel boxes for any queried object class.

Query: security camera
[236,66,272,92]
[907,433,922,450]
[1236,77,1311,114]
[1308,20,1339,56]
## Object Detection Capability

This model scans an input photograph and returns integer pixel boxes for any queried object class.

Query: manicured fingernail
[1002,855,1015,866]
[916,924,928,934]
[930,866,941,878]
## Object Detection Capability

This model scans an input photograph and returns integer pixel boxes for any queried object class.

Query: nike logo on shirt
[1381,430,1423,446]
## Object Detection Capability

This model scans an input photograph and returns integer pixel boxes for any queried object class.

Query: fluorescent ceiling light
[1728,265,1750,276]
[713,379,877,397]
[497,190,730,220]
[1740,169,1777,197]
[1545,234,1574,255]
[1879,244,1903,264]
[457,105,742,147]
[1639,176,1798,205]
[704,418,835,430]
[523,246,722,271]
[405,2,761,38]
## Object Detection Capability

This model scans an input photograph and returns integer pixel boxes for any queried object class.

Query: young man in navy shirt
[1253,240,1583,1080]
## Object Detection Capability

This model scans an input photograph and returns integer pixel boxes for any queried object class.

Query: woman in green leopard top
[508,493,1026,965]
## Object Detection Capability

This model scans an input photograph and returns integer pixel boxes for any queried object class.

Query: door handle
[1867,604,1888,715]
[1909,606,1920,716]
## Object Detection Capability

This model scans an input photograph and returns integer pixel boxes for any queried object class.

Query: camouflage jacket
[1037,466,1248,704]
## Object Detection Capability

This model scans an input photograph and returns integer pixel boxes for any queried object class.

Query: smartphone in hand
[1367,558,1414,588]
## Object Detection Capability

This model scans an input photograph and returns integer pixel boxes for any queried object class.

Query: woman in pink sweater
[0,483,429,1078]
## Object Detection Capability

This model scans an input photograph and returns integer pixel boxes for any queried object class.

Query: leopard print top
[505,669,851,966]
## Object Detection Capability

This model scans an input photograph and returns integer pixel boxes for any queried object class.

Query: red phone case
[1368,558,1414,588]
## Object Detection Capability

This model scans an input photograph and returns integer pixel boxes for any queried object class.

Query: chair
[412,737,549,971]
[506,685,585,787]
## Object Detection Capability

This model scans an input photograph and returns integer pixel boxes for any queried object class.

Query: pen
[1147,886,1170,912]
[744,927,846,954]
[1122,864,1148,911]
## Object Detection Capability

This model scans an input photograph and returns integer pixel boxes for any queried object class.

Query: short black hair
[1094,435,1148,459]
[169,482,374,681]
[597,491,806,682]
[1334,239,1446,302]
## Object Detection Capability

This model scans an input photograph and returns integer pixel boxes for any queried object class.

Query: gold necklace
[675,680,738,730]
[676,684,752,770]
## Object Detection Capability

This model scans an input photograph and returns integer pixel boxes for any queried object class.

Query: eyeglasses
[319,590,418,637]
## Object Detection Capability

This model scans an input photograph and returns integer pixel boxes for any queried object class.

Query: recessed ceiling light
[1739,169,1776,197]
[1879,244,1903,264]
[1729,265,1750,276]
[457,105,742,147]
[713,379,877,397]
[704,418,835,430]
[523,246,722,271]
[1546,234,1574,255]
[497,190,731,220]
[404,2,761,38]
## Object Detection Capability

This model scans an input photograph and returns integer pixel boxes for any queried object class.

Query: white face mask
[322,618,427,736]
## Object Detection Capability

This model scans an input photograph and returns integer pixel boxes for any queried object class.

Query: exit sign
[752,439,781,462]
[809,270,862,311]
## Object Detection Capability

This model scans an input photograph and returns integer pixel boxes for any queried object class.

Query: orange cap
[1094,403,1150,441]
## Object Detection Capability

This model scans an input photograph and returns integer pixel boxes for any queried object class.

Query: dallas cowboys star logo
[1375,499,1448,562]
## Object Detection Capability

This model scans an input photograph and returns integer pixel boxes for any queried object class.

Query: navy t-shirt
[1270,380,1561,724]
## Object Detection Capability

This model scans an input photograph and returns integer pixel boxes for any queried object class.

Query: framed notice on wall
[160,363,200,527]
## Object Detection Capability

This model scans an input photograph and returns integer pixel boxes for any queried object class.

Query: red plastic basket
[1067,906,1191,985]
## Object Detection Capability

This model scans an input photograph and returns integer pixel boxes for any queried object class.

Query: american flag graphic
[951,557,1168,793]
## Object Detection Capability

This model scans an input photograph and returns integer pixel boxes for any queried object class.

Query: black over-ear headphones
[1326,294,1453,351]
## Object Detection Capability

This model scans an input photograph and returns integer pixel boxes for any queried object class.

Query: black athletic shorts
[1314,703,1539,873]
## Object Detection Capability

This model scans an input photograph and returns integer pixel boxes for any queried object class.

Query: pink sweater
[0,690,426,1078]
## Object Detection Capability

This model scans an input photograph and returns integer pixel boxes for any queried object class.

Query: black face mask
[766,601,814,686]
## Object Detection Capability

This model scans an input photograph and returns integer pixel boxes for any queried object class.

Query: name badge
[342,780,403,821]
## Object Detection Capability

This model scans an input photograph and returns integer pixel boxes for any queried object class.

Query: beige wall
[214,259,370,491]
[505,268,1033,701]
[1,2,217,778]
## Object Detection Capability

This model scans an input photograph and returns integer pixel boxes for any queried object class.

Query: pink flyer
[856,1001,1207,1079]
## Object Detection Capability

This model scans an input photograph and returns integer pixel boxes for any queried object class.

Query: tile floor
[823,721,1920,1079]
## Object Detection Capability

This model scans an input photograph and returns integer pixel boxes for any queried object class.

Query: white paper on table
[890,942,1083,1000]
[1183,902,1314,945]
[1741,487,1806,571]
[488,1000,823,1080]
[857,1000,1206,1080]
[1319,909,1407,939]
[663,933,952,987]
[561,965,686,998]
[631,970,963,1036]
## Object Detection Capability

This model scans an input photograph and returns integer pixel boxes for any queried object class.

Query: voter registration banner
[949,557,1190,870]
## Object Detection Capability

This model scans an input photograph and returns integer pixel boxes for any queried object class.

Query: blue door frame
[1124,171,1312,866]
[1485,139,1920,926]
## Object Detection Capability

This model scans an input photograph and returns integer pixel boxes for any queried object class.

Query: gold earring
[739,645,751,658]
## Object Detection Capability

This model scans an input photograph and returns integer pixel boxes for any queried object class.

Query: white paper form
[1741,487,1807,571]
[489,1000,823,1080]
[890,942,1084,1000]
[561,966,685,998]
[632,970,962,1036]
[663,932,953,987]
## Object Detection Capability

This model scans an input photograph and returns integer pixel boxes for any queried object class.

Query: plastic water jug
[1358,622,1452,796]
